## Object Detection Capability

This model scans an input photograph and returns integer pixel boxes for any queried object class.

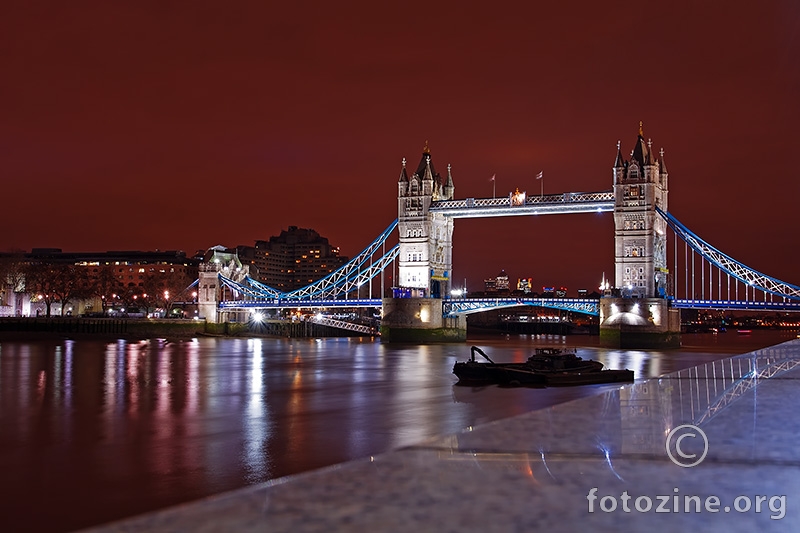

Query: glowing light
[252,312,264,323]
[420,307,430,323]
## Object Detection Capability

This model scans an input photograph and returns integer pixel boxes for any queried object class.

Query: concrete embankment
[0,317,376,340]
[0,317,204,340]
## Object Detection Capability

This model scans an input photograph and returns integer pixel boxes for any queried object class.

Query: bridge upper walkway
[430,190,614,218]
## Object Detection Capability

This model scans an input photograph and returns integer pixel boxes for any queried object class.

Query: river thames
[0,330,796,532]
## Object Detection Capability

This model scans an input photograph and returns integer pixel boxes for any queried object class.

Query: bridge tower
[396,143,455,298]
[197,249,251,331]
[381,143,465,342]
[612,122,669,297]
[601,123,680,347]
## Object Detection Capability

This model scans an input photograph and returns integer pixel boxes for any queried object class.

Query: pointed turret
[398,157,409,197]
[629,121,659,181]
[658,147,668,175]
[614,140,625,168]
[415,141,436,176]
[613,140,626,184]
[399,157,408,182]
[443,163,455,200]
[631,132,649,169]
[423,156,434,182]
[415,153,436,182]
[413,141,442,197]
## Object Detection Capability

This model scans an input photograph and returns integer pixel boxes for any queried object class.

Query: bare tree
[93,265,122,314]
[24,262,93,317]
[23,262,59,317]
[0,251,27,308]
[115,284,150,316]
[143,270,194,317]
[50,264,91,316]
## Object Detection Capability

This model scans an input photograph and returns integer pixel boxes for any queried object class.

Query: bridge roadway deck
[671,298,800,312]
[85,339,800,532]
[220,297,800,314]
[219,298,383,309]
[220,297,602,315]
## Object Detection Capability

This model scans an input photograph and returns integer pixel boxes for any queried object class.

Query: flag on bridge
[490,174,496,181]
[536,171,543,180]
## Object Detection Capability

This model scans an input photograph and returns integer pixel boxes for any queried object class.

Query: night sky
[3,2,798,293]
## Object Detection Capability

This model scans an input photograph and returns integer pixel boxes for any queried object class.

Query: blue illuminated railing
[444,297,600,316]
[219,299,383,309]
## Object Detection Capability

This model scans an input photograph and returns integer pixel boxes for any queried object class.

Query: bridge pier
[599,298,681,348]
[197,269,219,324]
[380,298,466,343]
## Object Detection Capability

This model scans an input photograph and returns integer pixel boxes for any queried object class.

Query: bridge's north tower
[381,143,464,342]
[396,144,455,298]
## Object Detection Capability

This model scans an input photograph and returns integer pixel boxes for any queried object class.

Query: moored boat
[452,346,634,387]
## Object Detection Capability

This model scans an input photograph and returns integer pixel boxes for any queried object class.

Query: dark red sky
[2,2,798,292]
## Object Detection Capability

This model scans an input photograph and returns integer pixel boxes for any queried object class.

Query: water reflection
[0,330,794,532]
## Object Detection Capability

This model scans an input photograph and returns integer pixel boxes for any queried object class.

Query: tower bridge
[202,126,800,347]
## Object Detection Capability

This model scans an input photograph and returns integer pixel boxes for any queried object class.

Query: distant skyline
[2,2,798,292]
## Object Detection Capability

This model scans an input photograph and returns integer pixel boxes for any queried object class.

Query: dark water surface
[0,330,795,532]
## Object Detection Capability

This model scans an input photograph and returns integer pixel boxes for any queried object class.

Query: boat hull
[543,369,634,386]
[452,362,546,386]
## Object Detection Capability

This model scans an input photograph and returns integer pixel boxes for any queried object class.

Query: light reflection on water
[0,329,795,532]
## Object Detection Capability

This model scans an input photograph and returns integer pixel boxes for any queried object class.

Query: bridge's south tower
[613,123,669,298]
[602,123,680,348]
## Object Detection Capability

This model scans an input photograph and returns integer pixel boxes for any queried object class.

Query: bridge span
[429,191,614,218]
